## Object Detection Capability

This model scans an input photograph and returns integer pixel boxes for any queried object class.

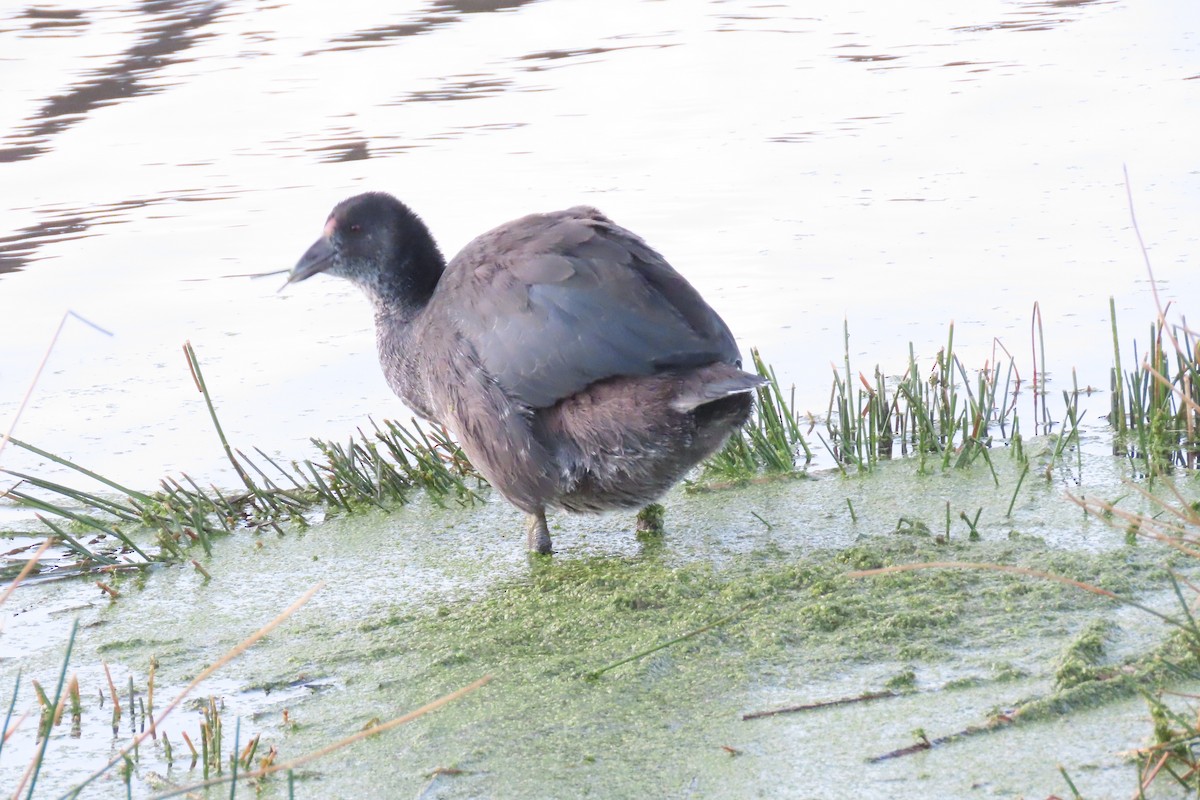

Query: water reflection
[834,53,903,64]
[0,191,230,275]
[954,0,1116,32]
[0,214,90,275]
[255,126,421,161]
[710,9,816,35]
[517,43,674,72]
[16,7,88,37]
[315,0,538,54]
[396,75,514,104]
[311,137,372,163]
[0,0,224,163]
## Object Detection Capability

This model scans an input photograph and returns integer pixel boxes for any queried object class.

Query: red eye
[349,223,362,233]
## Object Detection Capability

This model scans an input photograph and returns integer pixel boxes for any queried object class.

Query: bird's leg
[526,510,553,555]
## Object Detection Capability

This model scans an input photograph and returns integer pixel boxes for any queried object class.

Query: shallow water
[2,1,1200,797]
[1,0,1198,493]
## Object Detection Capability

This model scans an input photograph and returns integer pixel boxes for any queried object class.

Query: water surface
[1,0,1197,492]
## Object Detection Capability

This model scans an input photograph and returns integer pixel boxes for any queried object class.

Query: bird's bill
[288,236,335,284]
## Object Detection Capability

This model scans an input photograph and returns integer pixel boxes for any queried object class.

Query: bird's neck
[374,305,438,421]
[361,249,445,323]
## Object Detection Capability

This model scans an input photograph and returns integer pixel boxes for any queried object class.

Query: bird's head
[288,192,445,312]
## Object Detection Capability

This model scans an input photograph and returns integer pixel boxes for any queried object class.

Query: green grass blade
[0,669,20,765]
[24,619,78,800]
[3,437,154,504]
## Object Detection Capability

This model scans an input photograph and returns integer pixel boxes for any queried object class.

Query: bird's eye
[348,223,362,234]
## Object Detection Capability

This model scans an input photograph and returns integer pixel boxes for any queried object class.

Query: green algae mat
[4,441,1196,798]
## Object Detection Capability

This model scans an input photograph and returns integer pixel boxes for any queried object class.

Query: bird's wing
[439,207,741,409]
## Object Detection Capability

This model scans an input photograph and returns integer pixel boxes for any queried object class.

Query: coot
[289,192,763,554]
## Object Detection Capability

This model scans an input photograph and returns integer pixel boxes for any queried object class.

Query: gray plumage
[289,192,764,554]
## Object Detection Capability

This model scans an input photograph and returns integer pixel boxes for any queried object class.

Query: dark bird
[288,192,763,554]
